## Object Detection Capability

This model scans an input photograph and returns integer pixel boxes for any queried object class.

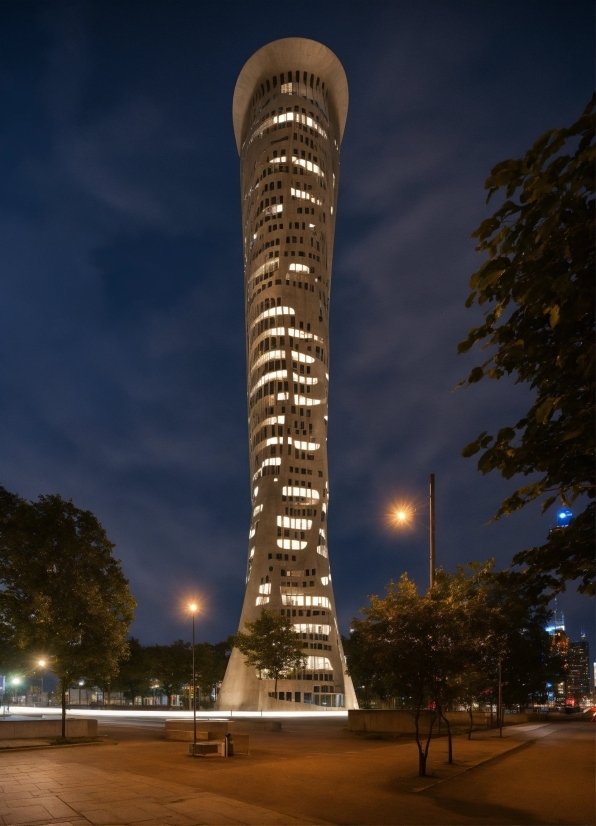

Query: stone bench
[0,718,97,740]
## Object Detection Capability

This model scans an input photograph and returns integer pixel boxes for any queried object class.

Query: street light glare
[38,659,46,667]
[189,603,198,613]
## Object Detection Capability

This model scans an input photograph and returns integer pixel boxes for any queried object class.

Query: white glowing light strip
[277,392,290,401]
[256,415,285,431]
[321,575,330,586]
[251,349,286,373]
[277,539,308,550]
[266,437,283,446]
[291,157,323,177]
[289,263,310,273]
[251,369,287,392]
[248,260,279,283]
[249,547,255,559]
[294,396,322,406]
[253,504,263,516]
[264,204,283,216]
[253,486,259,498]
[305,655,332,670]
[290,187,323,204]
[18,706,348,720]
[258,583,271,595]
[294,624,330,635]
[277,516,312,530]
[317,546,328,558]
[249,526,256,538]
[256,596,270,605]
[253,327,285,347]
[291,440,320,451]
[255,111,328,140]
[282,594,331,609]
[288,328,323,343]
[253,306,295,326]
[282,487,320,501]
[292,374,317,385]
[292,351,315,363]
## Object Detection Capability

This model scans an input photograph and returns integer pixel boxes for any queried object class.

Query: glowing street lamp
[389,474,437,588]
[188,603,199,754]
[37,660,46,701]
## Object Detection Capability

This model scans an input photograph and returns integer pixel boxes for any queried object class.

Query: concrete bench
[189,740,227,757]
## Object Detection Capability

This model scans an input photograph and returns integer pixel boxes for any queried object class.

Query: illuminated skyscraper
[217,38,357,710]
[568,634,590,701]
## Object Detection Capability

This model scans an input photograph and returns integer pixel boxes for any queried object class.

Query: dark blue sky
[1,2,593,662]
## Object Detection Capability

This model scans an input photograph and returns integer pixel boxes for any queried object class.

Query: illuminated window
[277,516,312,530]
[282,486,320,502]
[277,539,308,550]
[282,594,331,608]
[305,656,332,670]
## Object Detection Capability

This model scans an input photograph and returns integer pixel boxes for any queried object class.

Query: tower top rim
[233,37,348,155]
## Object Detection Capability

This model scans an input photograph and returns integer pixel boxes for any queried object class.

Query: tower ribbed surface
[217,38,358,711]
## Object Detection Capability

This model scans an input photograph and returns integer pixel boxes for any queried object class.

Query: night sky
[1,2,593,665]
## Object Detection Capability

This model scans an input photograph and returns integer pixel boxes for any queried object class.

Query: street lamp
[188,603,199,754]
[11,677,21,706]
[389,473,437,588]
[38,660,46,702]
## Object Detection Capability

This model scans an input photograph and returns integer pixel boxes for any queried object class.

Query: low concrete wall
[348,709,490,735]
[0,718,98,740]
[165,719,233,741]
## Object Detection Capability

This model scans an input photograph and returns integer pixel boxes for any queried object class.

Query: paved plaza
[0,717,593,825]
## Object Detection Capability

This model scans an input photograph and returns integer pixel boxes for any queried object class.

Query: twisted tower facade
[217,38,357,710]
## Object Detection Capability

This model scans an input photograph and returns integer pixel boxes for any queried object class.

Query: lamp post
[38,660,46,703]
[497,657,503,738]
[391,473,437,589]
[11,677,21,707]
[189,603,198,753]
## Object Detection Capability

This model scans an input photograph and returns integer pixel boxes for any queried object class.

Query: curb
[413,738,535,793]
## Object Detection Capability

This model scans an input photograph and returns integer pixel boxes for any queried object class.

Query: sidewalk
[0,757,328,826]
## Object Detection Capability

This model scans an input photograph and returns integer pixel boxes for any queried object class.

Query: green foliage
[457,97,595,596]
[146,639,191,707]
[0,486,136,733]
[352,563,561,774]
[231,609,305,694]
[112,637,153,703]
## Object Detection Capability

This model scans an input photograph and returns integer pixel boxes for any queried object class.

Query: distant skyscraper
[568,634,590,700]
[217,38,357,710]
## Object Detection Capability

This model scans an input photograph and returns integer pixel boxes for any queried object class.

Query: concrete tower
[217,38,357,711]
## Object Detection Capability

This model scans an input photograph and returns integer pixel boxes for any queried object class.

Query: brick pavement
[0,755,324,826]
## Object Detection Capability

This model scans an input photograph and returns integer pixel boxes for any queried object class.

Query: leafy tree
[112,637,153,705]
[352,576,446,776]
[147,640,191,708]
[342,631,393,709]
[352,563,562,774]
[231,610,305,698]
[457,97,595,597]
[0,487,136,737]
[195,640,231,707]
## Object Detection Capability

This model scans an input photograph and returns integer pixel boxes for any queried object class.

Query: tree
[352,563,561,775]
[351,576,447,777]
[147,640,191,708]
[457,96,595,597]
[0,487,136,737]
[194,640,231,707]
[112,638,153,705]
[231,610,305,698]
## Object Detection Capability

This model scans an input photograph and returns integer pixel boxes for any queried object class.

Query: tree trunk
[414,705,435,778]
[61,682,67,740]
[442,711,453,764]
[468,705,474,740]
[274,675,278,699]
